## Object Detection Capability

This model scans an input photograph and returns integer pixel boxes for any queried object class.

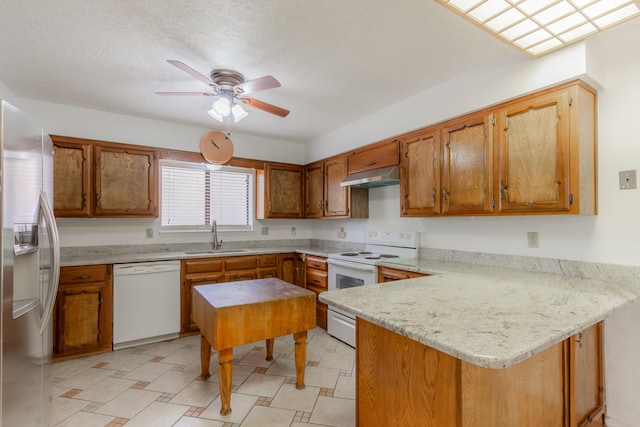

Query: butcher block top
[192,278,316,350]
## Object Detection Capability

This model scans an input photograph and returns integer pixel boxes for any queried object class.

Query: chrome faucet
[211,219,222,250]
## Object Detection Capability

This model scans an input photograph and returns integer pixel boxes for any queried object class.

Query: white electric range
[326,230,419,347]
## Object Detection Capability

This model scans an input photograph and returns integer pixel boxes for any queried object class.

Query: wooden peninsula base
[356,318,604,427]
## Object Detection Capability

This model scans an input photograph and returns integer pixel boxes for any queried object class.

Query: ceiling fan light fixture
[212,96,231,117]
[206,107,224,122]
[231,104,249,122]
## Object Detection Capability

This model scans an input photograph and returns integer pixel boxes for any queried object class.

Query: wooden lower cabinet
[356,318,604,427]
[305,255,328,329]
[53,265,113,360]
[377,266,428,282]
[279,252,305,287]
[181,254,306,335]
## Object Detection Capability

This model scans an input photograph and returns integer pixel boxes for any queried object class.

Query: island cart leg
[200,335,211,380]
[293,331,308,390]
[218,347,234,416]
[265,338,274,361]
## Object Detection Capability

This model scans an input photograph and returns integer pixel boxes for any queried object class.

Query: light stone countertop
[319,256,640,369]
[60,240,362,267]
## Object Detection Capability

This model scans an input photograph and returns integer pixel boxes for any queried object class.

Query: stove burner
[340,252,359,256]
[359,251,372,254]
[364,256,381,260]
[379,254,400,258]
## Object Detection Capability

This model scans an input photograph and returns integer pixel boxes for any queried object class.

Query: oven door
[327,258,377,291]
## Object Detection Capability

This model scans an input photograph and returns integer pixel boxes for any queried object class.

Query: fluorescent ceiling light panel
[436,0,640,56]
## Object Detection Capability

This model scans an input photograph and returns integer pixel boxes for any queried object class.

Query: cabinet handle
[500,180,509,201]
[82,194,86,208]
[432,187,436,203]
[365,161,377,167]
[442,188,449,200]
[72,275,90,280]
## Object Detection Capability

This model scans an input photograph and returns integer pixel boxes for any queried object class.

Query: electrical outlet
[261,226,269,236]
[338,227,347,239]
[146,228,153,238]
[291,226,296,237]
[527,231,539,248]
[619,170,637,189]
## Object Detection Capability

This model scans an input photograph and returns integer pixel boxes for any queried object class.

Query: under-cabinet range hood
[340,165,400,188]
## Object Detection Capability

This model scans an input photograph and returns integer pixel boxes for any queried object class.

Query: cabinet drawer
[306,269,328,290]
[258,268,278,279]
[259,255,278,268]
[224,256,258,271]
[183,258,223,274]
[306,256,327,271]
[306,281,327,296]
[60,265,109,284]
[347,139,399,174]
[225,271,258,282]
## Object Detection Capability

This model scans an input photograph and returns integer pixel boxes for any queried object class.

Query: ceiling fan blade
[234,75,281,95]
[166,60,220,89]
[155,91,214,96]
[238,96,290,117]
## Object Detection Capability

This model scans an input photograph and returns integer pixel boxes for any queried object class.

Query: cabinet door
[53,142,92,217]
[295,254,306,287]
[400,129,441,216]
[54,281,112,358]
[442,113,494,215]
[572,322,605,427]
[495,89,571,213]
[305,161,324,218]
[264,163,304,218]
[94,145,157,217]
[324,156,349,217]
[181,273,225,334]
[279,253,297,285]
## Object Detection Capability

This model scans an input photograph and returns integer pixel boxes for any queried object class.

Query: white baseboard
[606,416,637,427]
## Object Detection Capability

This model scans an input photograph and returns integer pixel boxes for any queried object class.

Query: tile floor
[52,328,356,427]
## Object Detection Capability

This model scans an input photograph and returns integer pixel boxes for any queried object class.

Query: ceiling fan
[156,60,289,122]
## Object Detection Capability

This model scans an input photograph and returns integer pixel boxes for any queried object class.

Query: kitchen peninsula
[319,257,640,427]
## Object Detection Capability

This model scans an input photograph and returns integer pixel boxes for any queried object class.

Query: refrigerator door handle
[38,191,60,336]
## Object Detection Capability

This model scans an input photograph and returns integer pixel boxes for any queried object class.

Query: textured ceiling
[0,1,524,143]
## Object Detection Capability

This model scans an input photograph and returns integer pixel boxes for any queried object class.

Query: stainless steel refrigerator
[0,100,60,426]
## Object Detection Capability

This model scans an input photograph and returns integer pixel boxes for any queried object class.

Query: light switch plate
[527,232,539,248]
[261,227,269,235]
[619,170,637,189]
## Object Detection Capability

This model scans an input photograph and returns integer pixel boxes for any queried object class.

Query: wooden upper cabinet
[94,145,156,217]
[400,129,440,216]
[257,163,304,219]
[398,80,595,217]
[51,135,158,218]
[347,138,400,174]
[324,156,349,217]
[304,161,324,218]
[442,113,494,215]
[495,84,596,215]
[303,155,368,219]
[53,141,92,216]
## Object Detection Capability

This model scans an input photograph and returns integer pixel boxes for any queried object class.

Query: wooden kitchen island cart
[192,278,316,416]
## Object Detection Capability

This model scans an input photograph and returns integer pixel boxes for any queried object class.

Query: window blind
[160,160,254,231]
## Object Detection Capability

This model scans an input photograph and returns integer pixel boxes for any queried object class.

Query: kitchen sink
[183,249,249,255]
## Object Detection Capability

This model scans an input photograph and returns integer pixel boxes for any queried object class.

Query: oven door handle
[327,258,377,272]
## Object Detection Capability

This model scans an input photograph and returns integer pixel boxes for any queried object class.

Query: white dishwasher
[113,260,181,350]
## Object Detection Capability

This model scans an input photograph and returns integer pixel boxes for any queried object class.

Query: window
[160,160,254,232]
